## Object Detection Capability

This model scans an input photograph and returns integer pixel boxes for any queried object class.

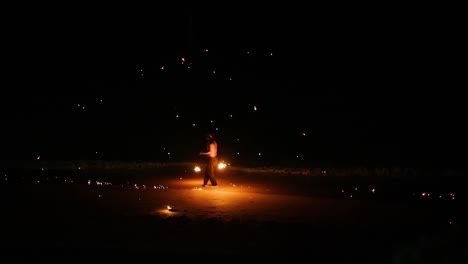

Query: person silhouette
[199,132,218,187]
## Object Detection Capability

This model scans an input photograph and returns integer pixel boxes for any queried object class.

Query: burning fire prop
[194,161,228,172]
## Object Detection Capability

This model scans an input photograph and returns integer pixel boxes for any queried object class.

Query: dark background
[1,4,464,168]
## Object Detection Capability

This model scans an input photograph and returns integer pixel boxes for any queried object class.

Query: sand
[0,164,465,262]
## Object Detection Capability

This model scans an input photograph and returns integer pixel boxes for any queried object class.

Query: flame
[218,162,227,169]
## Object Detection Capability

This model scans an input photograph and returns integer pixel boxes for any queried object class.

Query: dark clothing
[203,156,218,186]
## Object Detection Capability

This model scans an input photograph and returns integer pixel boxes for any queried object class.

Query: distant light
[270,52,273,56]
[192,123,196,127]
[258,153,262,156]
[237,152,240,155]
[229,114,233,118]
[176,114,179,118]
[194,166,201,172]
[212,70,216,74]
[210,120,214,123]
[301,132,306,136]
[253,106,257,111]
[205,49,209,52]
[37,156,41,160]
[161,66,165,70]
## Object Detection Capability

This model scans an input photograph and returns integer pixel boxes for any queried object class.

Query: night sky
[2,5,464,168]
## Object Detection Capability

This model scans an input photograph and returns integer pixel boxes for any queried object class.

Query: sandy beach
[0,163,465,262]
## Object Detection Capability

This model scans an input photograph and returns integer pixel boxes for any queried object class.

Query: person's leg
[208,157,218,186]
[203,162,210,186]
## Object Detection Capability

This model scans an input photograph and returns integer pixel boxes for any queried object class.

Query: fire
[194,161,228,172]
[217,161,227,169]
